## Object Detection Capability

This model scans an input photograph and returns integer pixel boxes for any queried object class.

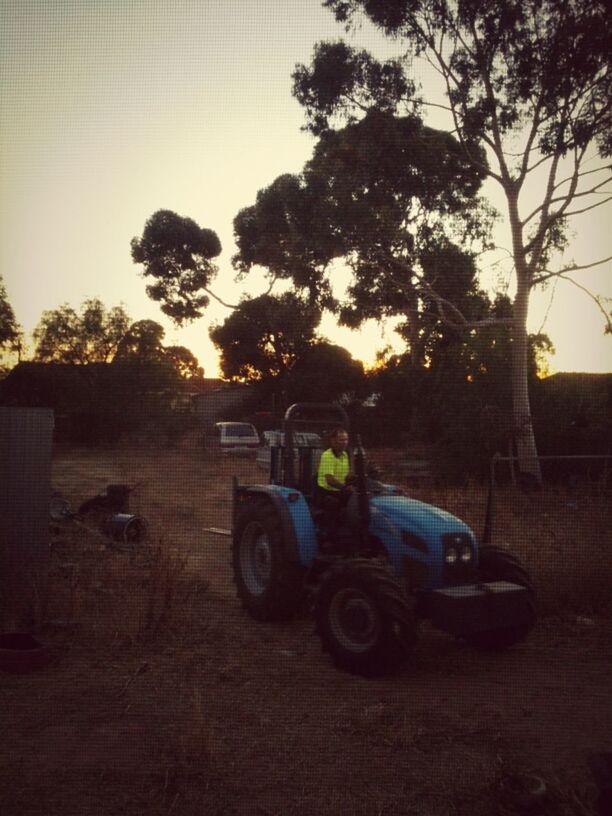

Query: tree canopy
[232,108,497,368]
[163,346,204,379]
[285,341,366,404]
[233,173,340,309]
[33,299,131,364]
[209,292,320,382]
[0,276,22,355]
[131,209,222,326]
[306,110,498,363]
[32,304,204,380]
[291,0,612,480]
[114,319,166,362]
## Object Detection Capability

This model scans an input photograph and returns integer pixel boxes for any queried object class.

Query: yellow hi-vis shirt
[317,449,350,491]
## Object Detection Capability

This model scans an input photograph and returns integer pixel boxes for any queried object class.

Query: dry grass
[0,442,610,816]
[374,445,612,617]
[420,482,611,617]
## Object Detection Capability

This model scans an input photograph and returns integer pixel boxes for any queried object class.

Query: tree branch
[412,15,502,181]
[518,97,545,186]
[561,196,612,218]
[524,141,587,263]
[202,274,278,310]
[366,248,514,332]
[541,273,612,333]
[532,255,612,285]
[418,280,514,330]
[468,17,512,187]
[522,181,612,227]
[552,163,612,192]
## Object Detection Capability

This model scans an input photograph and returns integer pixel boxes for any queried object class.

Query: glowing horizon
[1,1,610,378]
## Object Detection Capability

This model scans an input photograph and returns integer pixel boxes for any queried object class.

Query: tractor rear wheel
[232,500,304,621]
[315,559,416,676]
[465,545,536,650]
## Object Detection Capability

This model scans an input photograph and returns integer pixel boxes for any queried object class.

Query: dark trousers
[314,487,346,544]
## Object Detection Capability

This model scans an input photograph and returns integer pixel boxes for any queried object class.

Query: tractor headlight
[460,544,473,563]
[442,533,474,576]
[445,547,458,565]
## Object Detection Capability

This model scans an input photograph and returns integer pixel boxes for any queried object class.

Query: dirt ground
[1,440,611,816]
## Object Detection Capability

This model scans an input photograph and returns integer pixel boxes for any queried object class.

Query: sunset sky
[1,0,610,377]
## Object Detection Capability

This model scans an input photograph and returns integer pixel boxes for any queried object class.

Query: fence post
[482,453,500,544]
[0,407,54,629]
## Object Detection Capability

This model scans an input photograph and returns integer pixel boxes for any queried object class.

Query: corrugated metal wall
[0,407,54,580]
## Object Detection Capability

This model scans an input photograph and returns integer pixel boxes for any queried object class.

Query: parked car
[206,422,260,455]
[256,430,322,469]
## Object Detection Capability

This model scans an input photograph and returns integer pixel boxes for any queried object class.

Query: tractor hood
[369,494,475,543]
[367,493,478,589]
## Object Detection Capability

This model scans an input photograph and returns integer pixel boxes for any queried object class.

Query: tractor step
[427,581,532,637]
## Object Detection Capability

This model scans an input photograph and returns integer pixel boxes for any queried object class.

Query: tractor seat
[297,446,322,500]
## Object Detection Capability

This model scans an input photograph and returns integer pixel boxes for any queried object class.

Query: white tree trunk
[512,278,542,485]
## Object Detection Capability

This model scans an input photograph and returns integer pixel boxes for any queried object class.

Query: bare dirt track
[1,441,610,816]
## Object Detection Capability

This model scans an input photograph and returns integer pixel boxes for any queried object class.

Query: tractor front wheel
[465,545,536,651]
[315,559,416,676]
[232,500,304,621]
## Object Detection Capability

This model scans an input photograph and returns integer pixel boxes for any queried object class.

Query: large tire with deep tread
[315,559,416,677]
[465,545,536,651]
[232,499,304,621]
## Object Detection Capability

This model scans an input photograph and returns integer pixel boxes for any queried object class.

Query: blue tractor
[232,403,535,676]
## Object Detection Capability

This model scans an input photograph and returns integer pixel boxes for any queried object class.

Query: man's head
[329,427,349,455]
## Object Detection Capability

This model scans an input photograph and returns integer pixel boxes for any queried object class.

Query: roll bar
[282,403,349,488]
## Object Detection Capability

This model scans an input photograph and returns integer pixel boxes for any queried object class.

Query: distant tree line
[31,297,203,377]
[0,284,203,445]
[1,276,608,473]
[0,276,23,372]
[0,286,203,379]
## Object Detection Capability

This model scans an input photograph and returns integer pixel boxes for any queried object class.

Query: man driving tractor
[315,427,355,526]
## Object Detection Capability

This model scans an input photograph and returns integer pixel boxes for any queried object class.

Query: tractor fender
[235,485,317,567]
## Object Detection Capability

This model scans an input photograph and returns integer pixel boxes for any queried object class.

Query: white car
[208,422,260,455]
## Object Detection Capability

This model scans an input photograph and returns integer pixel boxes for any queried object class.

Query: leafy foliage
[304,112,497,362]
[233,173,339,309]
[234,110,495,368]
[284,341,366,404]
[234,340,367,424]
[314,0,611,279]
[131,210,222,325]
[0,276,22,356]
[364,315,554,480]
[209,292,320,382]
[294,0,612,480]
[33,299,131,364]
[114,319,166,362]
[293,40,413,136]
[163,345,204,379]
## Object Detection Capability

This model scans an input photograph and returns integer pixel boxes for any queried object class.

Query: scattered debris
[78,484,133,516]
[204,527,231,536]
[49,485,146,548]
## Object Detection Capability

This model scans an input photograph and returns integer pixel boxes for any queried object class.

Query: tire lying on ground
[464,545,536,651]
[232,499,304,621]
[315,558,417,677]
